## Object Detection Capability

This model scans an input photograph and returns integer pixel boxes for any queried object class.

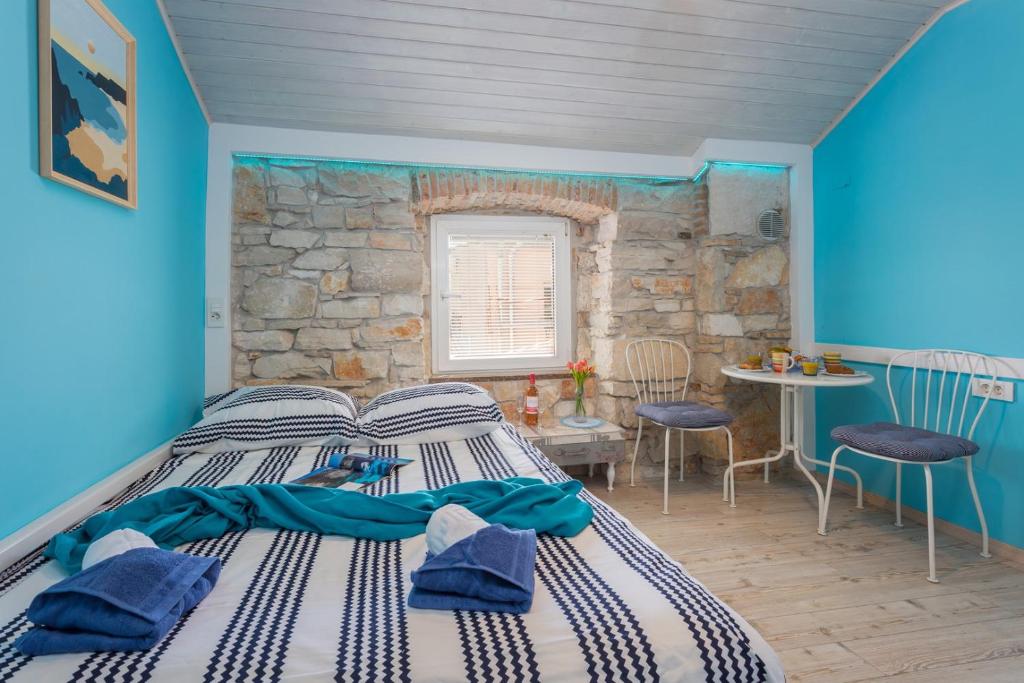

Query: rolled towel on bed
[15,547,220,655]
[426,504,489,556]
[82,528,157,571]
[409,524,537,614]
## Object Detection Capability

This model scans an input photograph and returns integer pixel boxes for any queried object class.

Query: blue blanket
[409,524,537,614]
[16,548,220,655]
[48,477,592,573]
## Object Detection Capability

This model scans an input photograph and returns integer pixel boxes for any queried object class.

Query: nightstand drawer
[537,440,624,467]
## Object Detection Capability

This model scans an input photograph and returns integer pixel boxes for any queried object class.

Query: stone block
[345,207,374,229]
[702,313,743,337]
[332,350,389,380]
[391,341,424,367]
[273,186,308,206]
[737,288,782,314]
[233,165,269,224]
[369,232,414,250]
[373,202,415,228]
[234,330,294,351]
[269,165,307,187]
[319,168,372,197]
[742,314,779,333]
[295,327,353,350]
[312,204,346,228]
[235,246,294,266]
[272,212,300,228]
[382,293,423,316]
[349,250,423,292]
[359,317,423,343]
[321,297,380,318]
[292,248,348,271]
[269,230,320,249]
[323,230,368,248]
[617,211,687,240]
[653,299,681,313]
[725,245,787,288]
[368,170,412,201]
[252,352,331,379]
[319,269,350,295]
[242,277,318,318]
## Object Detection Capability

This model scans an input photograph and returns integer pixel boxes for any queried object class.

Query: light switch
[206,297,225,328]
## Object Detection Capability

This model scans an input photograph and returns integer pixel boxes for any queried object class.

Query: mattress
[0,424,783,682]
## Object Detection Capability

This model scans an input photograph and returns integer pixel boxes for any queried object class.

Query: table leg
[607,462,615,492]
[722,383,792,502]
[788,386,828,534]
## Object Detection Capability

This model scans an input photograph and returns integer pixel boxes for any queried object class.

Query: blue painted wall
[0,1,207,537]
[814,0,1024,547]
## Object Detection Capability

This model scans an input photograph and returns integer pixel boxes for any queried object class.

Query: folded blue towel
[15,547,220,655]
[408,524,536,614]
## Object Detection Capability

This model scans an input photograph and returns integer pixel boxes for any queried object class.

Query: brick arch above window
[411,168,617,224]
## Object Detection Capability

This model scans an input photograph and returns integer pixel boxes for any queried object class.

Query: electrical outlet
[206,297,225,328]
[971,378,1015,402]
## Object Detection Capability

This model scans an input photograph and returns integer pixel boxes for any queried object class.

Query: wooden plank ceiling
[164,0,946,155]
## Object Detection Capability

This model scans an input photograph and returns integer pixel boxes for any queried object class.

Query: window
[431,215,572,373]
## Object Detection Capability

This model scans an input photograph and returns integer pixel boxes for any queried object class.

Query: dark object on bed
[15,548,220,655]
[409,524,537,614]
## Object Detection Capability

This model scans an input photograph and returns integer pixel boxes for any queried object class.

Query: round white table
[721,365,874,532]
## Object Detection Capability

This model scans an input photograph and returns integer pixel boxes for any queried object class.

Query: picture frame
[38,0,137,209]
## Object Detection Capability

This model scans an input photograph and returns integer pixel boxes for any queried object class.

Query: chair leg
[725,427,735,508]
[819,446,844,535]
[630,419,644,487]
[965,455,991,558]
[662,428,671,515]
[924,464,938,583]
[678,429,685,482]
[894,463,904,528]
[764,461,770,484]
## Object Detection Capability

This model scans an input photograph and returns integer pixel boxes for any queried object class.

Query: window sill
[430,370,572,383]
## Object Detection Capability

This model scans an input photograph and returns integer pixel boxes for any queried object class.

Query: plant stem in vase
[573,383,586,422]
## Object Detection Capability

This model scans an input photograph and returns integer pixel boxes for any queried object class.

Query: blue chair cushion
[635,401,733,429]
[831,422,979,463]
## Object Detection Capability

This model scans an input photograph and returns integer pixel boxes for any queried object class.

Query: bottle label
[525,396,539,414]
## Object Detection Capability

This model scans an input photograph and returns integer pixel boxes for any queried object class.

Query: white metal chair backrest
[886,349,998,440]
[626,339,691,405]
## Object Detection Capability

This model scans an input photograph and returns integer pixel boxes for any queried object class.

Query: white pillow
[173,385,359,455]
[356,382,504,445]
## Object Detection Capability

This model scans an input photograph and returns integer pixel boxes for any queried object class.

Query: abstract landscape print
[38,0,136,208]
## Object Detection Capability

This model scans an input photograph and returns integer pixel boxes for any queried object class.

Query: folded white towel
[426,504,489,556]
[81,528,158,571]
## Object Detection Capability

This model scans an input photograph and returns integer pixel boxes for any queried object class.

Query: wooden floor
[584,472,1024,682]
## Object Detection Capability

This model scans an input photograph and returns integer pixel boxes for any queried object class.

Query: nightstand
[519,421,626,491]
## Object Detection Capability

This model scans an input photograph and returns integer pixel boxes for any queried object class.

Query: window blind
[446,232,558,360]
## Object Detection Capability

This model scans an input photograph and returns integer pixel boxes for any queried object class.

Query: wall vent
[757,209,784,241]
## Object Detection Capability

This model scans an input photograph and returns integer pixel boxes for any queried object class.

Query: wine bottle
[524,373,539,427]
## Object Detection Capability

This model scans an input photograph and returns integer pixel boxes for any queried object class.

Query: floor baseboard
[813,472,1024,568]
[0,441,172,573]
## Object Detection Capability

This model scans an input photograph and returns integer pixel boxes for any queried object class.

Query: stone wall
[230,157,789,478]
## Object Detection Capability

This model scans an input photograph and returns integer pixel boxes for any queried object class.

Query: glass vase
[573,383,586,422]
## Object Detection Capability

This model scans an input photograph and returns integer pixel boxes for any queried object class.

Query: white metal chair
[819,349,997,582]
[626,339,736,514]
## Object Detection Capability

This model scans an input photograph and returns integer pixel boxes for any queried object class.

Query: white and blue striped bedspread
[0,424,783,682]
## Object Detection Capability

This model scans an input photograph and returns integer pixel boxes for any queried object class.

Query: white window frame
[431,214,572,374]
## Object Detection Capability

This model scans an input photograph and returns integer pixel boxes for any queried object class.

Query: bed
[0,386,783,682]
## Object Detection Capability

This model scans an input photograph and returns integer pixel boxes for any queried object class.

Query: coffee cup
[771,351,794,373]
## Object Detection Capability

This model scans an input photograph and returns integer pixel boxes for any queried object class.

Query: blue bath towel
[15,547,220,655]
[408,524,537,614]
[48,477,592,573]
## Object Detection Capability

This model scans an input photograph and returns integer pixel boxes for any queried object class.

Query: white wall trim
[810,342,1024,380]
[813,0,972,147]
[155,0,211,124]
[0,441,172,573]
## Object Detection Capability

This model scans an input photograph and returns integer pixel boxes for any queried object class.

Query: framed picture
[38,0,136,208]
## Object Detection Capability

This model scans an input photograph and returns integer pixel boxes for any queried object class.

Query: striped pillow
[173,385,359,455]
[356,382,504,445]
